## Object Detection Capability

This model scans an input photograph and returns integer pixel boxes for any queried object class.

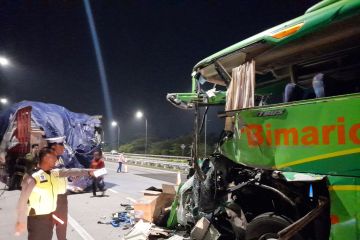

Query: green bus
[167,0,360,239]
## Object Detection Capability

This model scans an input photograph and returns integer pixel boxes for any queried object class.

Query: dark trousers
[54,194,68,240]
[28,214,54,240]
[117,162,122,172]
[92,177,105,196]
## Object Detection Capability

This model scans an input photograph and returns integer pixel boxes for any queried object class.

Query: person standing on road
[90,150,105,196]
[47,136,68,240]
[117,152,125,173]
[15,147,94,240]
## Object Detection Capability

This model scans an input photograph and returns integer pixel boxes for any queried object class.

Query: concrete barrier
[103,152,190,172]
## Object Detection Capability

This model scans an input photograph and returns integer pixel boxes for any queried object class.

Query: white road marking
[68,214,95,240]
[108,188,118,193]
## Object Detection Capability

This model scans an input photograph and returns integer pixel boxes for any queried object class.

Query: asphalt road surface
[0,162,187,240]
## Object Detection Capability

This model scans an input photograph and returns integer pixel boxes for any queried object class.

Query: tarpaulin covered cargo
[0,101,101,168]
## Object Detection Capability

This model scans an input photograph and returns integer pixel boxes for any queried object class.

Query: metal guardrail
[103,152,190,171]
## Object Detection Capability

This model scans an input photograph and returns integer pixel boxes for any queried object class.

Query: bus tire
[245,212,304,240]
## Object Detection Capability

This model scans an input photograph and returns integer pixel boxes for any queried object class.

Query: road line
[108,188,118,193]
[68,214,95,240]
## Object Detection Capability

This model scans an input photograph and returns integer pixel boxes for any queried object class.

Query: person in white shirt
[117,153,126,173]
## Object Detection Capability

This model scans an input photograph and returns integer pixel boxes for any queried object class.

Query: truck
[0,101,102,190]
[167,0,360,239]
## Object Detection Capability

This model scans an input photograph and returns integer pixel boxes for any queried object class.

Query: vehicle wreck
[0,101,102,191]
[167,1,360,239]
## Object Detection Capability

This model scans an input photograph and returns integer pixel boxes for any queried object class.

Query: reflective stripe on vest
[28,170,60,215]
[57,176,67,194]
[55,157,68,194]
[52,168,68,194]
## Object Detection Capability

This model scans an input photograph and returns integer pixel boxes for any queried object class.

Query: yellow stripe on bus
[328,185,360,191]
[276,148,360,169]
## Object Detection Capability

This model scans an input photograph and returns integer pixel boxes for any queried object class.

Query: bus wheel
[245,212,303,240]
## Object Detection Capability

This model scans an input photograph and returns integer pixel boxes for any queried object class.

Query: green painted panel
[327,176,360,239]
[221,94,360,177]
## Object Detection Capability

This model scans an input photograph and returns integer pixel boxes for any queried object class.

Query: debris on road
[166,234,189,240]
[133,184,177,223]
[124,220,152,240]
[190,217,220,240]
[97,209,135,228]
[97,184,191,239]
[111,211,134,227]
[124,220,189,240]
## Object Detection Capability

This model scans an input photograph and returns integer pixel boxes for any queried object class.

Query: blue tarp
[0,101,101,167]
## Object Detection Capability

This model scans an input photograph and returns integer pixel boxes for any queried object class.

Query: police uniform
[46,136,68,240]
[16,168,92,240]
[17,170,60,240]
[54,156,68,240]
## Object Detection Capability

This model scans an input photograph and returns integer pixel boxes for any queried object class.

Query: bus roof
[194,0,360,80]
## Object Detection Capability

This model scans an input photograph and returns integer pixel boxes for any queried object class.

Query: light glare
[135,111,143,119]
[0,57,9,66]
[0,98,8,104]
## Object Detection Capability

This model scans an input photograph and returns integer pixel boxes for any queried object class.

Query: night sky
[0,0,318,145]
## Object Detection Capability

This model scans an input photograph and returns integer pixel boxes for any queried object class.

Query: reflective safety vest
[28,169,60,215]
[55,172,67,194]
[55,157,68,194]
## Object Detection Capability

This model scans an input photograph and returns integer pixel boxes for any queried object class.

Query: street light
[0,98,8,105]
[0,57,11,111]
[135,111,143,119]
[0,98,9,112]
[0,56,10,67]
[111,120,120,151]
[111,121,117,127]
[135,110,148,155]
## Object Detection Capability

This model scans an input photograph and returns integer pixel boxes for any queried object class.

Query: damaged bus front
[167,0,360,239]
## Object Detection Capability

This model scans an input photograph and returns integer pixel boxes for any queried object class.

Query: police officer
[15,147,94,240]
[47,136,68,240]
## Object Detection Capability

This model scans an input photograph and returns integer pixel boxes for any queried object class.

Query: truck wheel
[245,212,304,240]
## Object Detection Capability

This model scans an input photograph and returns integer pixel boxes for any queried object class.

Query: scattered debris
[166,234,190,240]
[146,186,163,192]
[98,184,185,239]
[121,203,132,207]
[190,217,220,240]
[124,220,189,240]
[134,184,176,223]
[111,212,134,227]
[97,210,134,228]
[148,226,173,239]
[124,220,153,240]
